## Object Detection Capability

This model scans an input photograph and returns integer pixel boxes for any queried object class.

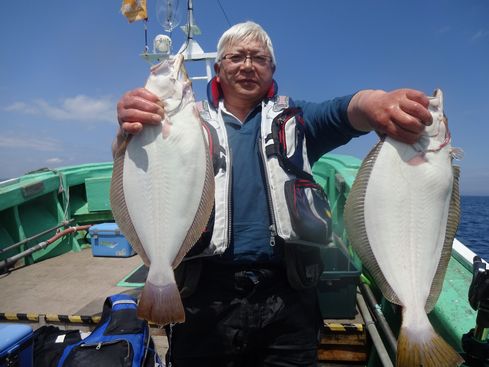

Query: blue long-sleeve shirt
[217,95,367,264]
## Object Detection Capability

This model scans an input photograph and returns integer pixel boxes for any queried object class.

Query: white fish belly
[364,139,453,308]
[122,102,207,284]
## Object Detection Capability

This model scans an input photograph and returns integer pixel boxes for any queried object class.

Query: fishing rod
[462,256,489,366]
[356,291,394,367]
[333,233,398,359]
[358,281,398,356]
[0,219,74,254]
[0,225,91,274]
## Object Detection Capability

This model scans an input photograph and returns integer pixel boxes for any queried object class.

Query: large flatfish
[344,89,463,366]
[110,54,214,325]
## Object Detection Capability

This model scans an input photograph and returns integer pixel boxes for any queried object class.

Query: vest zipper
[226,148,233,247]
[217,107,233,249]
[258,137,277,247]
[269,225,277,247]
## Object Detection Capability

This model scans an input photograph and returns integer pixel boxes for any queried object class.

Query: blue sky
[1,1,488,195]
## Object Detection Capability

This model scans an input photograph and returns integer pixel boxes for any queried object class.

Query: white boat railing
[452,237,486,270]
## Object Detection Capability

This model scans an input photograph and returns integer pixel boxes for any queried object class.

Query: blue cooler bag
[89,223,135,257]
[0,324,33,367]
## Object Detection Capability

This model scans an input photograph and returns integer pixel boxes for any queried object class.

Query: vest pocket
[284,179,332,244]
[269,108,313,181]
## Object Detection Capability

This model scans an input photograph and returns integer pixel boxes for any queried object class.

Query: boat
[0,153,484,366]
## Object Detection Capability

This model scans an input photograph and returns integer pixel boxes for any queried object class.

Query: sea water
[457,196,489,261]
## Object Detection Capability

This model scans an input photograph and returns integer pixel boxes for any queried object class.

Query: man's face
[215,39,275,105]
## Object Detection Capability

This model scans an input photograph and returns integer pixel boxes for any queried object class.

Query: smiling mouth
[238,79,257,85]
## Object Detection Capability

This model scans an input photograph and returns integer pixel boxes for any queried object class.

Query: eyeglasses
[220,53,273,67]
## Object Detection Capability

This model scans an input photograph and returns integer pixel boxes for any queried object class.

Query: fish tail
[396,326,464,367]
[137,281,185,325]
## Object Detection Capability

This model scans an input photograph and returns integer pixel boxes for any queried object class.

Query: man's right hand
[117,88,165,135]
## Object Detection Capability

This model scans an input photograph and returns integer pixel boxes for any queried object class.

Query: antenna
[177,0,216,82]
[140,0,216,82]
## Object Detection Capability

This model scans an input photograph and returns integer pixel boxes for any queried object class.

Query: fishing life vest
[194,78,333,257]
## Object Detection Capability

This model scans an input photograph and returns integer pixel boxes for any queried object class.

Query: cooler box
[89,223,135,257]
[316,246,360,319]
[0,324,33,367]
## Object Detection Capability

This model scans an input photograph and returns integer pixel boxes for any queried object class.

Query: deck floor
[0,247,142,316]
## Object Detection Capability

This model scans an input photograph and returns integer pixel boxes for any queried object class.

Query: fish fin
[344,140,401,305]
[112,133,130,160]
[174,53,190,83]
[110,142,151,266]
[426,165,461,311]
[137,281,185,325]
[172,117,215,268]
[396,326,464,367]
[450,147,464,160]
[172,54,184,79]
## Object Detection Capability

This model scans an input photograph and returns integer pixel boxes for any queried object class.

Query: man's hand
[348,89,433,144]
[117,88,165,135]
[112,88,165,157]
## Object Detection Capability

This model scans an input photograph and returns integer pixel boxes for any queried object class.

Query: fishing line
[216,0,232,26]
[177,0,192,55]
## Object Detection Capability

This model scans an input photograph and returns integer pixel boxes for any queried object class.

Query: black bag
[284,179,332,244]
[284,240,324,290]
[33,326,82,367]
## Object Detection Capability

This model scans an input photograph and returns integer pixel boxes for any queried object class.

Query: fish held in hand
[110,54,214,325]
[345,89,463,366]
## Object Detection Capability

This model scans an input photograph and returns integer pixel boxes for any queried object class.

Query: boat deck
[0,248,368,366]
[0,247,142,316]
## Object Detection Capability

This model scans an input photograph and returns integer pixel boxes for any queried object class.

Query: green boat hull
[0,163,114,265]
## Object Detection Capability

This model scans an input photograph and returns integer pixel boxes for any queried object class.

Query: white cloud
[0,136,61,152]
[471,29,489,42]
[5,102,39,115]
[4,95,116,123]
[46,157,63,164]
[437,26,451,35]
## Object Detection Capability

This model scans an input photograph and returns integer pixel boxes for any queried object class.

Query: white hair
[216,21,276,66]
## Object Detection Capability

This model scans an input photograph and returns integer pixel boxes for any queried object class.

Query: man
[115,21,432,367]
